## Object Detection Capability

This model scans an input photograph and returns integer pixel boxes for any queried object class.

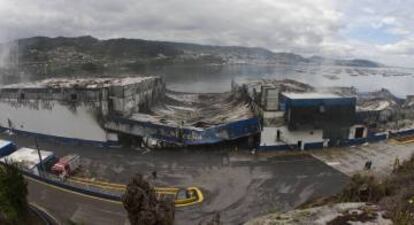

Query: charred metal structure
[0,77,164,144]
[0,77,261,147]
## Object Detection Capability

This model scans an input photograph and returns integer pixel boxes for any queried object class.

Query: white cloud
[0,0,341,52]
[0,0,414,66]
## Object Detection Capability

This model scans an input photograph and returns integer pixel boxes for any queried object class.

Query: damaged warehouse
[0,76,262,148]
[0,77,165,144]
[2,76,414,150]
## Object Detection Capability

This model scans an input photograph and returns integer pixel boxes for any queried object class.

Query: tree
[0,163,29,225]
[122,173,175,225]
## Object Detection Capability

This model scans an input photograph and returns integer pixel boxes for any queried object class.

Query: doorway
[297,140,302,150]
[355,127,365,139]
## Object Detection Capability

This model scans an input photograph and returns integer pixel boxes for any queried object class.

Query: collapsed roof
[0,77,158,90]
[130,90,254,129]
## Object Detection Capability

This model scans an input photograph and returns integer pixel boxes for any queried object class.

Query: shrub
[0,163,29,225]
[337,174,392,203]
[122,173,175,225]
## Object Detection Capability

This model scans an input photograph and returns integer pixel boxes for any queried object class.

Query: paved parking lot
[1,133,348,225]
[312,140,414,178]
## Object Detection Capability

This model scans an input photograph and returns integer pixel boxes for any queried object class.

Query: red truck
[51,154,80,177]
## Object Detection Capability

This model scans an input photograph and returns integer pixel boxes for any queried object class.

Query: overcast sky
[0,0,413,67]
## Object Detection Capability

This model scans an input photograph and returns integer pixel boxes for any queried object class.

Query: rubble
[234,78,315,94]
[1,77,157,89]
[131,90,255,129]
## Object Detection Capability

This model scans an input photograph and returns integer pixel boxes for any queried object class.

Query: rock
[244,203,392,225]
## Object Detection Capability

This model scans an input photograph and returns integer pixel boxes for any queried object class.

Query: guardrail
[15,166,203,207]
[29,203,59,225]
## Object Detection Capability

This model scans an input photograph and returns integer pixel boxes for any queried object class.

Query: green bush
[0,163,29,225]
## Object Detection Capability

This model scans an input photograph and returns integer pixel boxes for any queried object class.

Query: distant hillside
[308,56,383,68]
[0,36,382,78]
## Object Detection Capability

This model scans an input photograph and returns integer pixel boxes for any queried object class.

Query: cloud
[0,0,414,66]
[0,0,341,52]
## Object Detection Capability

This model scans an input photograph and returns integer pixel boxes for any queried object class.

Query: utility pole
[34,137,44,177]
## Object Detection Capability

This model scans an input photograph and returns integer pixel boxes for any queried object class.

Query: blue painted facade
[367,133,388,142]
[392,128,414,137]
[258,131,389,152]
[0,126,118,147]
[258,144,294,151]
[304,142,324,150]
[108,116,261,145]
[0,140,16,158]
[280,95,356,112]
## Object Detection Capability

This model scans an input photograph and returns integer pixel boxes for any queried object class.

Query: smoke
[0,41,19,85]
[0,41,18,68]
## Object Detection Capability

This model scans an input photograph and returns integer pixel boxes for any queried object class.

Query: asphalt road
[27,176,128,225]
[1,133,349,225]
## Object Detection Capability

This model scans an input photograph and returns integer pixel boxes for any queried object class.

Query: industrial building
[0,77,164,144]
[233,78,381,150]
[0,77,261,147]
[280,92,356,143]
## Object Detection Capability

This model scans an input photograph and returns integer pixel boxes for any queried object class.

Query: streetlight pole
[34,137,44,177]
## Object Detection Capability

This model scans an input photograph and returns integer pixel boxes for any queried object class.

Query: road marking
[25,175,123,205]
[27,175,204,208]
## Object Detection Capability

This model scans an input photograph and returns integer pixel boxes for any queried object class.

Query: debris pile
[132,90,254,129]
[237,78,315,94]
[1,77,157,89]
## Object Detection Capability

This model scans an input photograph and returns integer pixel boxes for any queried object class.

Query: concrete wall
[0,77,164,143]
[0,99,110,142]
[109,78,164,116]
[277,126,325,150]
[261,86,279,111]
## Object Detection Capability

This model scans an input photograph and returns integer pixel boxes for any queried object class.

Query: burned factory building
[0,77,165,144]
[0,76,262,148]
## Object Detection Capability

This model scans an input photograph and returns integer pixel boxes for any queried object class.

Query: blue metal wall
[280,95,356,112]
[0,140,16,158]
[0,126,118,147]
[304,142,324,150]
[109,116,262,145]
